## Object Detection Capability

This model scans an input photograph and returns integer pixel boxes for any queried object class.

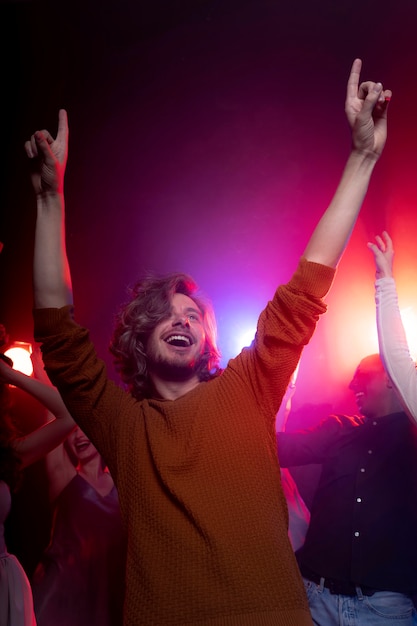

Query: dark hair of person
[109,273,222,399]
[0,381,23,491]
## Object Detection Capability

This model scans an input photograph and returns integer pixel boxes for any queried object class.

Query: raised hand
[367,231,394,279]
[345,59,391,160]
[24,109,68,196]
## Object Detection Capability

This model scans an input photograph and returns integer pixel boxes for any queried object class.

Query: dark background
[2,0,417,567]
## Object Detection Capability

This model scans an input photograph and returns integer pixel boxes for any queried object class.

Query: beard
[147,351,204,383]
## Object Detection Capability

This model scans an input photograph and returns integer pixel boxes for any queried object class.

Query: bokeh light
[4,342,33,377]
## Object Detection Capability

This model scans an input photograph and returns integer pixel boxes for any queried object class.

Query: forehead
[171,292,202,313]
[353,357,384,379]
[68,425,85,440]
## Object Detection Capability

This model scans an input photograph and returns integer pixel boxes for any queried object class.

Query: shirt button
[356,497,362,503]
[368,450,373,454]
[360,468,365,473]
[372,421,377,426]
[354,531,360,537]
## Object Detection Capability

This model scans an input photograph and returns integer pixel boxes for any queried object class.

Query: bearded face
[146,292,207,382]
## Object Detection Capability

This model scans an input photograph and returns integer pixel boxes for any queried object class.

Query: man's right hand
[24,109,68,196]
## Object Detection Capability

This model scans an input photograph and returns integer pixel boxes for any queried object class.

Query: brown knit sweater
[34,258,334,626]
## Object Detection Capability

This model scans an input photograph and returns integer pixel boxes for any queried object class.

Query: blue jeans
[303,577,417,625]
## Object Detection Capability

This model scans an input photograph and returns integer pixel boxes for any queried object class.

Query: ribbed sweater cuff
[290,257,336,299]
[33,305,76,340]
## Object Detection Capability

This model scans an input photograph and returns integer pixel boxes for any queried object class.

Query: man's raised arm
[304,58,391,269]
[25,109,72,308]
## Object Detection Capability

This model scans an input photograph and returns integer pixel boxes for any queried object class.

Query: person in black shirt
[278,353,417,625]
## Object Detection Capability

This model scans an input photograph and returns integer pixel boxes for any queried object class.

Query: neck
[78,455,106,481]
[78,459,113,497]
[150,373,201,401]
[367,399,404,419]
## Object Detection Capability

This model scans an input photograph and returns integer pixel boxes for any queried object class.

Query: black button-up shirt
[277,412,417,593]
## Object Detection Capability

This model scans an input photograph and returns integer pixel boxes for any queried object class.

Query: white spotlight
[4,342,33,376]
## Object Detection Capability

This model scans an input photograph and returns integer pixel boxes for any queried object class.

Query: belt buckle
[326,578,376,597]
[325,578,355,596]
[324,578,338,595]
[361,586,376,597]
[327,579,340,595]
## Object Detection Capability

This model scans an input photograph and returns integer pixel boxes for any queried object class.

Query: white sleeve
[376,276,417,423]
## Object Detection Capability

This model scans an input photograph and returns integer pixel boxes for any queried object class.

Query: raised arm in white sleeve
[369,231,417,423]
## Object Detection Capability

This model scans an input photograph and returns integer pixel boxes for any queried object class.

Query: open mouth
[165,334,192,347]
[354,392,365,405]
[75,441,91,453]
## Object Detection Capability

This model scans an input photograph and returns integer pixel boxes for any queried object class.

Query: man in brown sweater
[26,59,390,625]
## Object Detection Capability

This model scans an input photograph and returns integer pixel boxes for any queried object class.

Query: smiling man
[277,354,417,625]
[109,273,222,401]
[139,290,213,397]
[348,354,397,418]
[27,59,390,626]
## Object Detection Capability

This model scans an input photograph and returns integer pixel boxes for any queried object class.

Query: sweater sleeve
[375,276,417,424]
[227,257,335,421]
[32,305,133,472]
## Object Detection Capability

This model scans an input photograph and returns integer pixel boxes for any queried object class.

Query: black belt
[302,568,377,597]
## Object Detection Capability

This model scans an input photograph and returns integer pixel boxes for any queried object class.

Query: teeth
[166,335,191,346]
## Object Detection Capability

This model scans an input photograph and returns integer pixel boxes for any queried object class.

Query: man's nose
[172,314,190,327]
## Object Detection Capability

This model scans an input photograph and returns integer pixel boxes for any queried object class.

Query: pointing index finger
[57,109,69,142]
[347,58,362,99]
